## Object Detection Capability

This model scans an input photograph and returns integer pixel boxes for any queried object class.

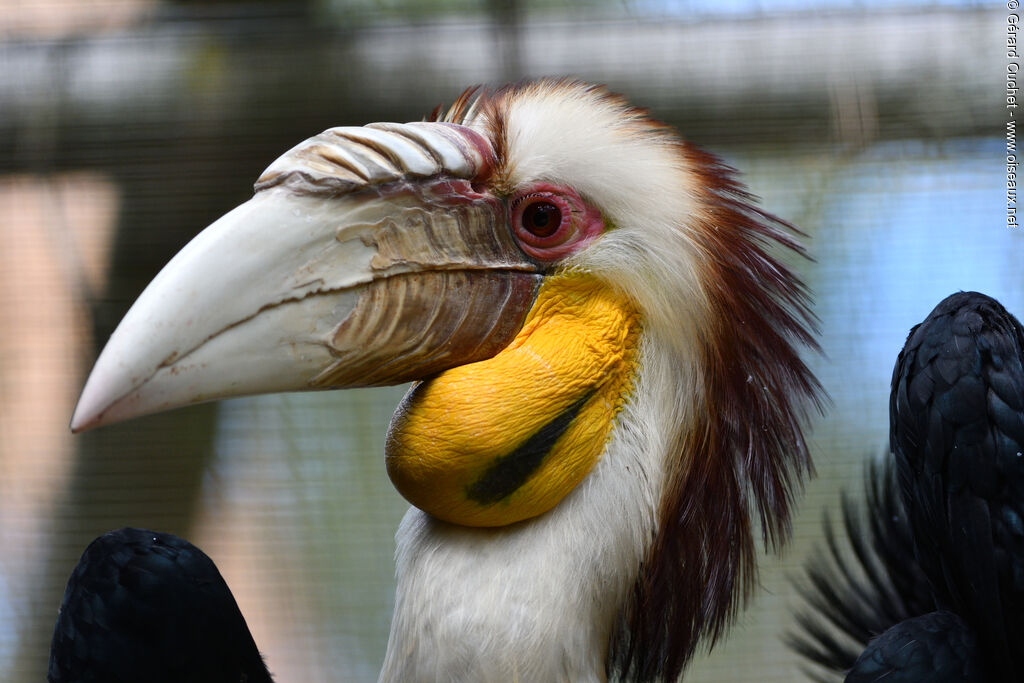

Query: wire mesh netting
[0,1,1018,681]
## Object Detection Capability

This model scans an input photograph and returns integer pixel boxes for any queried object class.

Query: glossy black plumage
[788,460,934,681]
[892,291,1024,681]
[48,527,273,683]
[791,291,1024,682]
[845,610,982,682]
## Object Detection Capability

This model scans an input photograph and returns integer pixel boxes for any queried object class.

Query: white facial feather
[468,82,710,364]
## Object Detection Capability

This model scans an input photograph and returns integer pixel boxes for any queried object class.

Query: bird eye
[508,184,605,263]
[520,200,563,238]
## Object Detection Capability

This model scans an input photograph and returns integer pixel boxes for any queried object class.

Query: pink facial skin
[507,183,605,263]
[377,178,605,266]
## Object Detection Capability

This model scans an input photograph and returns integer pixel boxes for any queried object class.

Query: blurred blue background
[0,0,1017,681]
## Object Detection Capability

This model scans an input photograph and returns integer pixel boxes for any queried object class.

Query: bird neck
[378,334,684,682]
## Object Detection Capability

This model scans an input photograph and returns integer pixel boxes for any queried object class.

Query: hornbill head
[72,80,822,679]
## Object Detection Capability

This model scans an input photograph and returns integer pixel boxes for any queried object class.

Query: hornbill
[790,291,1024,682]
[48,527,273,683]
[70,80,823,681]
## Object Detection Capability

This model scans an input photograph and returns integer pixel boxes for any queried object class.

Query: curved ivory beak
[71,122,540,432]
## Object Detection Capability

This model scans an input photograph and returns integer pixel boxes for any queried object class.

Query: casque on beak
[71,122,542,432]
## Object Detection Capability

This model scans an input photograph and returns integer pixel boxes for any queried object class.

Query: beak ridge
[72,121,537,433]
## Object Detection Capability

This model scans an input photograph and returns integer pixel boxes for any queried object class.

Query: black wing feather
[845,610,982,682]
[787,459,932,681]
[48,527,273,683]
[891,291,1024,680]
[791,291,1024,683]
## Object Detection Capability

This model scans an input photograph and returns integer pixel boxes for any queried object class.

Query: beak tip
[69,410,96,434]
[70,363,131,434]
[70,390,107,434]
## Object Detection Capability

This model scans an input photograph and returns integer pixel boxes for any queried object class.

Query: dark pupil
[522,202,561,237]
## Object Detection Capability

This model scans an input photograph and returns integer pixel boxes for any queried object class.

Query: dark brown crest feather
[611,144,824,682]
[429,85,481,124]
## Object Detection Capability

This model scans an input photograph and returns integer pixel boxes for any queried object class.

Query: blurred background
[0,0,1017,680]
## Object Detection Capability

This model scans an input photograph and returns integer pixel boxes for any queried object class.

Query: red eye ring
[512,193,570,243]
[508,183,605,263]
